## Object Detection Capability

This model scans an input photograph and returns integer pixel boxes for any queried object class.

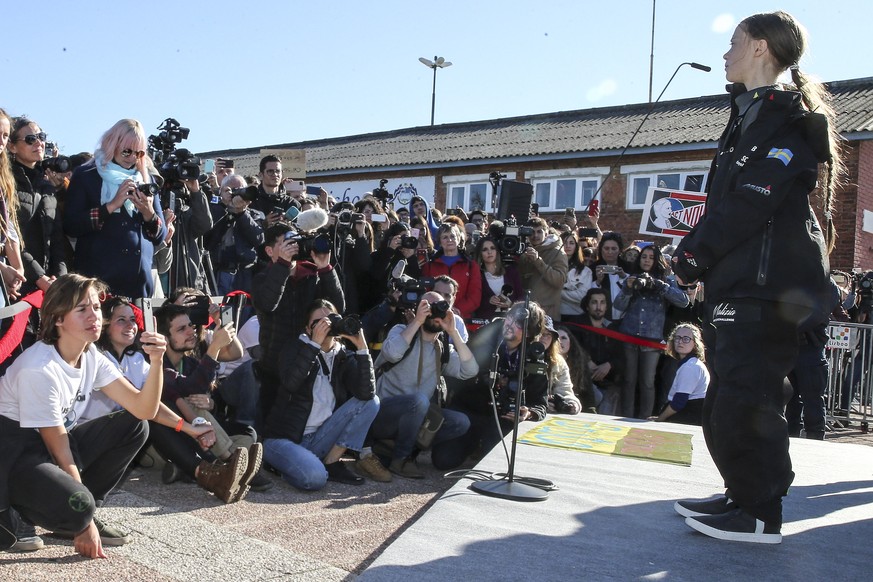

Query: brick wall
[315,140,869,265]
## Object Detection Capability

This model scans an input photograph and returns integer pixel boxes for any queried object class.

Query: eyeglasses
[15,132,46,145]
[674,336,694,344]
[121,149,145,159]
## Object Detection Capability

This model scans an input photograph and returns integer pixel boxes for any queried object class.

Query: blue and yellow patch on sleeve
[766,147,794,166]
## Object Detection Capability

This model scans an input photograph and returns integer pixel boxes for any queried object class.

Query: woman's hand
[186,393,214,411]
[191,424,216,450]
[140,331,167,362]
[342,328,369,351]
[74,520,107,559]
[388,235,401,250]
[108,179,137,213]
[309,317,332,346]
[0,262,25,299]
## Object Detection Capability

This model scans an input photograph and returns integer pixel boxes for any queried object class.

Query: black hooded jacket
[674,84,832,317]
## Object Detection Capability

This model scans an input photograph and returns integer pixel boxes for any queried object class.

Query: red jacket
[422,253,482,319]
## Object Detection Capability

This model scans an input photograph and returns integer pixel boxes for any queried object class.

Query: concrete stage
[361,413,873,581]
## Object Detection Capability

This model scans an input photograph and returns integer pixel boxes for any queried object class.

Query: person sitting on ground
[0,274,209,558]
[555,324,596,413]
[149,303,267,502]
[539,317,581,415]
[650,323,709,425]
[263,299,390,489]
[370,292,479,478]
[576,288,624,415]
[459,301,551,456]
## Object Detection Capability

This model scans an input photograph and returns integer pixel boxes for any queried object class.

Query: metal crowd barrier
[826,322,873,432]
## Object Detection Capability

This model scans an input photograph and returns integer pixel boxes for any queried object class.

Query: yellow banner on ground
[518,418,693,466]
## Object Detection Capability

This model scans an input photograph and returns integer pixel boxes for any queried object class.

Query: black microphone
[690,62,712,72]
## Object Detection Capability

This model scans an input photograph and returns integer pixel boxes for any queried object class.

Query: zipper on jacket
[757,219,774,286]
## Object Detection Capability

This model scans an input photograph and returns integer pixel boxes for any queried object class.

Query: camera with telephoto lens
[40,155,71,173]
[327,313,362,336]
[524,341,548,377]
[629,272,654,291]
[287,231,331,260]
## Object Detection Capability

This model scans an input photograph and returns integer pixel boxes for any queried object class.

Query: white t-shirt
[80,350,150,422]
[217,315,260,378]
[666,357,710,403]
[0,342,123,429]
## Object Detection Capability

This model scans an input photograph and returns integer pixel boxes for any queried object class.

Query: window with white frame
[442,172,517,213]
[448,183,489,212]
[624,165,709,210]
[531,176,600,212]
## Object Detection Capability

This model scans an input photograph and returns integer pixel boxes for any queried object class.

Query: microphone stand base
[470,479,549,502]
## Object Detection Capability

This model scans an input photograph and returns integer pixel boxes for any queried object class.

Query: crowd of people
[0,8,861,554]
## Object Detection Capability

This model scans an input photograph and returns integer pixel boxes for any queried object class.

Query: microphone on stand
[584,60,711,215]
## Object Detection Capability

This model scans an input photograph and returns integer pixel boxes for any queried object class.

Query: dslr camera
[629,273,654,291]
[286,231,332,260]
[327,313,362,336]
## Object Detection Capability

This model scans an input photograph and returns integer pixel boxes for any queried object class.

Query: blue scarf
[94,150,142,216]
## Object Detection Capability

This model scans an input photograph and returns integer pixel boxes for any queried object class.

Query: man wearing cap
[205,174,265,295]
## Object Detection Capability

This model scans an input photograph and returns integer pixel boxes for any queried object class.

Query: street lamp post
[419,55,452,126]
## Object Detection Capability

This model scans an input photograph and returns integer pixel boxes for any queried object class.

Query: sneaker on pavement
[50,517,132,546]
[389,458,425,480]
[674,495,737,518]
[8,534,44,552]
[325,461,364,485]
[162,460,186,484]
[196,447,248,503]
[685,508,782,544]
[8,517,42,552]
[94,517,132,546]
[356,453,392,482]
[248,471,275,492]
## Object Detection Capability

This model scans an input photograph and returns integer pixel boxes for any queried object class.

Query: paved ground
[2,426,870,580]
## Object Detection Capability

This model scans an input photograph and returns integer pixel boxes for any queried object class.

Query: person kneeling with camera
[262,299,389,489]
[370,292,479,478]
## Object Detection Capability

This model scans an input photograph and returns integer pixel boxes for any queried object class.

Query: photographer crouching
[369,292,479,478]
[456,301,551,457]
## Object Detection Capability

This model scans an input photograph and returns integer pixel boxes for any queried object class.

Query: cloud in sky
[586,79,617,102]
[712,13,736,34]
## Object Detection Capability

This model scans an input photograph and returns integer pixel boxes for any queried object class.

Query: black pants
[702,300,810,526]
[8,411,148,534]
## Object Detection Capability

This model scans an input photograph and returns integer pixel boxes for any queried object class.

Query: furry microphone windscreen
[295,207,329,232]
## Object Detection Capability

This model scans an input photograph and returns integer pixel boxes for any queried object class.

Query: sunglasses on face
[15,132,46,145]
[121,149,145,159]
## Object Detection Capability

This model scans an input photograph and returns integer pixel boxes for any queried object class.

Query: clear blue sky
[3,0,867,156]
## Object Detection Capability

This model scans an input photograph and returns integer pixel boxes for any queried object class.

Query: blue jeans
[264,396,379,490]
[218,360,260,427]
[370,392,470,461]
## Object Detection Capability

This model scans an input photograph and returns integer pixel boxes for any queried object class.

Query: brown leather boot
[196,447,248,503]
